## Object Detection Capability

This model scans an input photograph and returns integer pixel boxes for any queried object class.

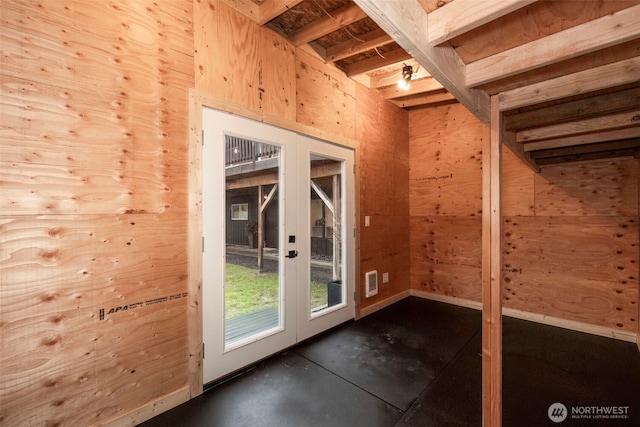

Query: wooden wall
[1,0,408,425]
[410,103,639,338]
[194,0,409,313]
[0,1,193,425]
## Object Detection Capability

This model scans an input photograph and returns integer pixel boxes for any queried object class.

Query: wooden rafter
[378,76,444,99]
[368,60,432,89]
[344,48,411,77]
[516,110,640,143]
[503,87,640,131]
[523,127,640,152]
[467,4,640,87]
[354,0,491,122]
[325,28,393,62]
[289,3,368,46]
[427,0,538,46]
[390,90,456,109]
[257,0,303,25]
[499,56,640,111]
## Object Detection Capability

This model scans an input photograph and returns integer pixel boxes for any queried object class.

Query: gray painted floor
[140,297,639,426]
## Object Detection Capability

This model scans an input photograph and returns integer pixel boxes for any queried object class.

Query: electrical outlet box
[365,271,378,298]
[382,272,389,283]
[365,216,370,227]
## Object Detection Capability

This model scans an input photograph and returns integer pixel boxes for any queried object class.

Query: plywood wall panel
[296,49,357,142]
[1,0,193,424]
[535,160,638,216]
[410,216,482,301]
[503,216,638,332]
[410,102,639,337]
[0,214,189,425]
[357,84,409,217]
[356,84,409,308]
[194,0,296,122]
[409,104,486,217]
[502,147,535,217]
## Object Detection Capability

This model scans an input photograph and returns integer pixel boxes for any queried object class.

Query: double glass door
[202,108,355,384]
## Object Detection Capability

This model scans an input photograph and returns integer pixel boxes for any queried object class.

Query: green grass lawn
[225,263,329,318]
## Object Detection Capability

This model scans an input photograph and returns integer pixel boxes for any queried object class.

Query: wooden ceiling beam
[467,4,640,88]
[517,109,640,143]
[378,77,444,99]
[499,56,640,111]
[343,48,412,77]
[523,127,640,152]
[390,90,456,109]
[325,28,393,62]
[504,87,640,131]
[355,0,490,122]
[289,3,368,46]
[428,0,537,46]
[531,138,640,160]
[257,0,303,25]
[368,60,432,89]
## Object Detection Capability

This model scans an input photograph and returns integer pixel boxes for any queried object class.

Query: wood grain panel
[535,160,638,216]
[0,214,188,426]
[296,49,357,141]
[1,0,193,424]
[503,216,638,332]
[357,84,409,217]
[502,146,535,216]
[409,104,486,217]
[194,0,296,122]
[410,216,482,301]
[356,83,409,309]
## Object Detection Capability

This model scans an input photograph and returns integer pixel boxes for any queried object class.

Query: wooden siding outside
[410,103,639,336]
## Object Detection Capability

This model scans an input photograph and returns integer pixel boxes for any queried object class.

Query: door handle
[285,250,298,259]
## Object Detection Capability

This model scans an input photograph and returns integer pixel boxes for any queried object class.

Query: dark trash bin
[328,280,342,307]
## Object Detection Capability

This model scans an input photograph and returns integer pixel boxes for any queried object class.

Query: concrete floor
[140,297,639,426]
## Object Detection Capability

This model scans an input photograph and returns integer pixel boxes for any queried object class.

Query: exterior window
[231,203,248,220]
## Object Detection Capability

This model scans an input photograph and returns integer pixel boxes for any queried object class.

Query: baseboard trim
[359,290,411,318]
[409,290,638,344]
[101,385,191,426]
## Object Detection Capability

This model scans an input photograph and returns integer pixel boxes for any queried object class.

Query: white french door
[202,107,354,384]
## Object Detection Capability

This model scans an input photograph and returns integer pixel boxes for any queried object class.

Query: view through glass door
[202,108,354,384]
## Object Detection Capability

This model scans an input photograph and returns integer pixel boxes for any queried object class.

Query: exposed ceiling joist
[354,0,491,122]
[517,109,640,143]
[289,3,368,46]
[427,0,538,46]
[343,47,411,77]
[257,0,303,25]
[499,56,640,111]
[503,87,640,132]
[390,90,456,109]
[368,60,432,89]
[325,28,392,62]
[378,77,444,99]
[467,4,640,88]
[523,127,640,152]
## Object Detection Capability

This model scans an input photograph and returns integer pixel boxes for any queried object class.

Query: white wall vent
[365,270,378,298]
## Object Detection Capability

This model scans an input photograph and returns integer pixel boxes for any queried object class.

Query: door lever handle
[285,250,298,259]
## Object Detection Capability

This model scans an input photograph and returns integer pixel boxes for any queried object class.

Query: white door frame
[200,106,355,385]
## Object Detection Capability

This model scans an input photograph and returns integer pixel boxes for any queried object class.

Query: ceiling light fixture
[397,64,413,91]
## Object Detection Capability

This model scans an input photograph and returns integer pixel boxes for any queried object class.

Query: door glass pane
[309,155,343,314]
[224,135,281,346]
